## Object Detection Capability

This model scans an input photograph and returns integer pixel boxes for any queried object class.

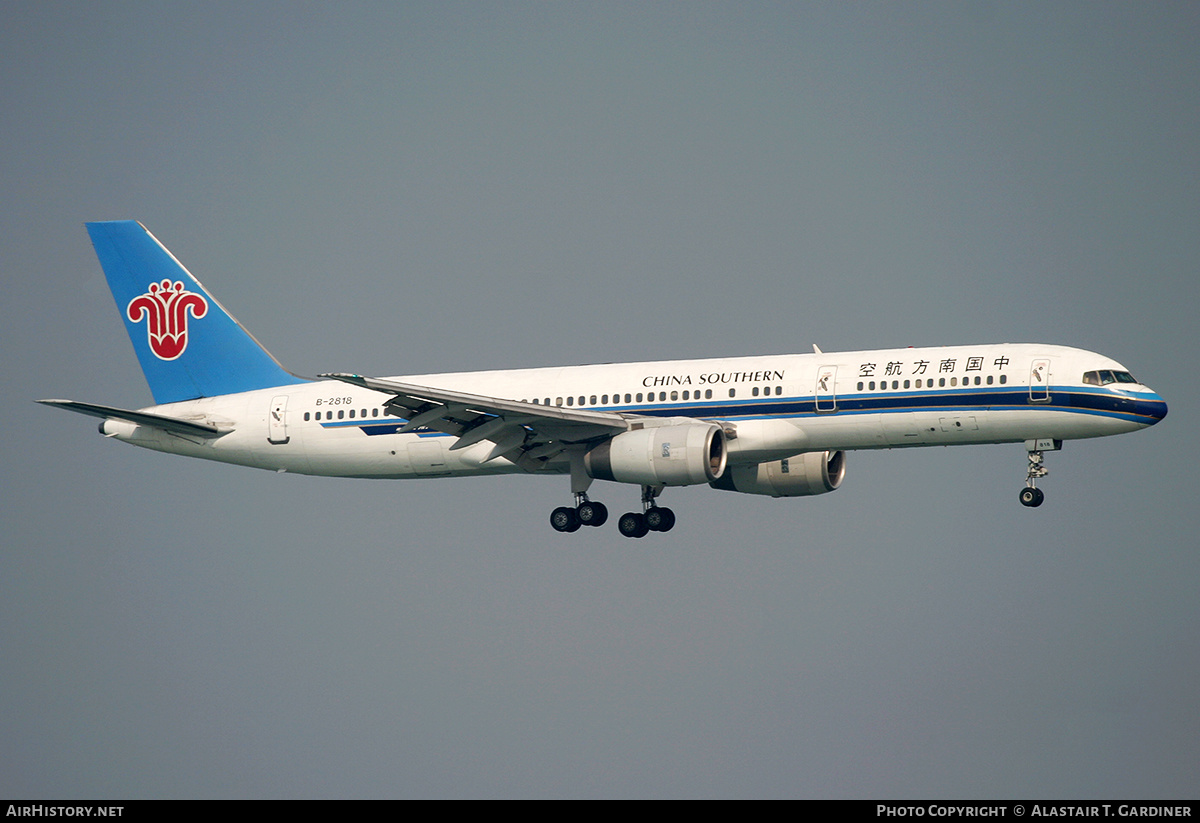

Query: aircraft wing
[321,373,631,464]
[37,399,228,438]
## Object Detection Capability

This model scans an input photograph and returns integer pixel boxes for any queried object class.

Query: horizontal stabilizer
[37,399,227,438]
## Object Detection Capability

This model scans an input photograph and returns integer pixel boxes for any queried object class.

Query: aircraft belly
[985,408,1139,442]
[802,413,887,451]
[880,411,924,446]
[881,411,988,447]
[407,439,451,476]
[725,418,811,463]
[302,426,411,477]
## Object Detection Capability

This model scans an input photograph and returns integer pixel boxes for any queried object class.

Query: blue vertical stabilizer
[86,221,307,404]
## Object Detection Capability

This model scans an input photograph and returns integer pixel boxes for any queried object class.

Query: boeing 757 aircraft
[41,222,1168,537]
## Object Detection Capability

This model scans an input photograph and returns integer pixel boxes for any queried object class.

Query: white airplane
[41,221,1168,537]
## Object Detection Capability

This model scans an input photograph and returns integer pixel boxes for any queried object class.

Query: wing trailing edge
[320,373,631,464]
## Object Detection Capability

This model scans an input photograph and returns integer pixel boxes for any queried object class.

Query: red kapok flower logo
[127,280,209,361]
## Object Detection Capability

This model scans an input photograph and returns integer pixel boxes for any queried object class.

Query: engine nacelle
[710,450,846,497]
[585,420,727,486]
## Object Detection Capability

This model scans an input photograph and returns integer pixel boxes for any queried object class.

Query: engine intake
[586,420,727,486]
[710,450,846,497]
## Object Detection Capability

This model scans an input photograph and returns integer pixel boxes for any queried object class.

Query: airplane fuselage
[103,342,1165,480]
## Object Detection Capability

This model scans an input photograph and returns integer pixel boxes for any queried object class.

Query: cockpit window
[1083,369,1137,386]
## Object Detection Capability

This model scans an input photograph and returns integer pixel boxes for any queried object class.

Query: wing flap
[320,373,630,464]
[322,373,627,430]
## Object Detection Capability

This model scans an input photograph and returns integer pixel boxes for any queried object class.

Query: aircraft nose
[1140,391,1168,424]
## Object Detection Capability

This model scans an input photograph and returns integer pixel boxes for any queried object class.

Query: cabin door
[268,395,290,444]
[1028,359,1052,403]
[815,366,838,413]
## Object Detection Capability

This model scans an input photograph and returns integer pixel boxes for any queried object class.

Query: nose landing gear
[1020,439,1060,508]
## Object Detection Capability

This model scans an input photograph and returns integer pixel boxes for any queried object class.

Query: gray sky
[2,1,1197,798]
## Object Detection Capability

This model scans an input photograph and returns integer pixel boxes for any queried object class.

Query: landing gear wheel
[618,512,649,538]
[551,506,581,532]
[644,507,676,532]
[577,501,609,527]
[1019,487,1045,508]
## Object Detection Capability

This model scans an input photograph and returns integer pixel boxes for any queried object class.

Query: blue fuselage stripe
[318,386,1166,435]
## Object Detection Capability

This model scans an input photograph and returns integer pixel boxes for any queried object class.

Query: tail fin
[86,221,306,404]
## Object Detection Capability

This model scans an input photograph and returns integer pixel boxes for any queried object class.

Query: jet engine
[585,420,727,486]
[710,450,846,497]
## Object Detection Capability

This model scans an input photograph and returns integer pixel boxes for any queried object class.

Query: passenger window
[671,391,678,401]
[752,387,760,397]
[682,390,689,400]
[999,375,1007,384]
[625,394,632,403]
[705,389,712,399]
[903,380,910,389]
[775,386,782,395]
[555,397,563,406]
[986,375,993,385]
[729,388,736,398]
[337,410,344,419]
[304,412,311,421]
[590,395,597,405]
[636,393,643,402]
[602,395,608,404]
[858,382,864,391]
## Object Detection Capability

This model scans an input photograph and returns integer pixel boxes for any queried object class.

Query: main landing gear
[616,485,675,539]
[550,492,609,533]
[1019,439,1060,508]
[550,486,676,538]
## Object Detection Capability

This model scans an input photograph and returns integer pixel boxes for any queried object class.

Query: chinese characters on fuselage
[859,356,1010,378]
